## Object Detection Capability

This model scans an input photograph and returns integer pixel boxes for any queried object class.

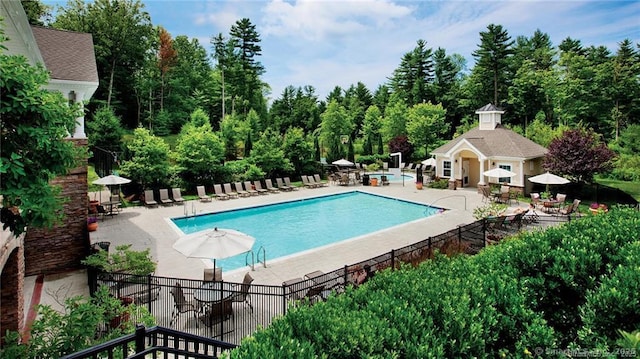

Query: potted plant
[87,217,98,232]
[416,176,424,190]
[82,244,156,276]
[589,203,608,214]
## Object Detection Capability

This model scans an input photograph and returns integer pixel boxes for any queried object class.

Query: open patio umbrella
[92,174,131,201]
[173,227,255,272]
[331,158,354,166]
[483,168,516,178]
[528,171,570,193]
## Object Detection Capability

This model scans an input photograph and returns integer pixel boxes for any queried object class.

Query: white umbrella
[173,227,255,271]
[92,174,131,201]
[483,168,516,178]
[528,172,570,185]
[421,158,437,167]
[332,159,354,166]
[528,171,570,194]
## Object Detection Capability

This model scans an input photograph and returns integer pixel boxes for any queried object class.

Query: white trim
[444,138,487,160]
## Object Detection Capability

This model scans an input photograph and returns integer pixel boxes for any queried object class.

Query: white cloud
[261,0,414,41]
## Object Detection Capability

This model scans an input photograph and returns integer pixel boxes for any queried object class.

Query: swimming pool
[172,191,441,271]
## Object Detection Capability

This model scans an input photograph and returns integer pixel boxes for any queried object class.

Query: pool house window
[443,161,451,177]
[498,164,512,183]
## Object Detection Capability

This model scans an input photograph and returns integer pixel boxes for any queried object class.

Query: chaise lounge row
[196,177,300,201]
[143,188,185,207]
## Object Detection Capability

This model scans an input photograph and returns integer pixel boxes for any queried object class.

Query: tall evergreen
[390,39,434,106]
[472,24,514,107]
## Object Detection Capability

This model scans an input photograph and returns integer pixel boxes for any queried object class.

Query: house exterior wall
[24,139,90,276]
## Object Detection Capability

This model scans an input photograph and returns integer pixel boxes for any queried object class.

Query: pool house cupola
[476,103,504,130]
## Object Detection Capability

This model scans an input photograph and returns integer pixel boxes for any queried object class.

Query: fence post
[146,274,152,313]
[482,218,487,248]
[135,325,146,354]
[282,285,288,315]
[391,249,395,270]
[458,226,462,249]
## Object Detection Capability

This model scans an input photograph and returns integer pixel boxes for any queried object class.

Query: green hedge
[230,208,640,357]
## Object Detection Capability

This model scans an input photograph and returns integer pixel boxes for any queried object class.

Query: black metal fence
[88,214,572,346]
[61,325,236,359]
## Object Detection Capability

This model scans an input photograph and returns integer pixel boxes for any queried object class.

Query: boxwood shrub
[230,208,640,357]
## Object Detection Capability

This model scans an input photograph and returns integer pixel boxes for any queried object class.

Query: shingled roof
[30,26,98,83]
[432,124,548,159]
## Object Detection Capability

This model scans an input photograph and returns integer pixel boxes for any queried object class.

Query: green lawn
[595,177,640,202]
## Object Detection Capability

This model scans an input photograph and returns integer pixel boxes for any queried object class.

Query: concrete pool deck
[24,180,492,323]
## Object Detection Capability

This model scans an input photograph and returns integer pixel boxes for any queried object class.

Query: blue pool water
[172,191,440,271]
[367,173,414,182]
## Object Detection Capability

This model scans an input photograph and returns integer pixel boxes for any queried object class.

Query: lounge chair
[159,188,174,206]
[284,177,299,190]
[230,272,254,312]
[313,174,328,187]
[301,175,316,189]
[196,186,212,202]
[143,190,158,207]
[213,184,229,200]
[253,180,268,194]
[244,181,259,196]
[234,182,249,197]
[169,282,199,328]
[223,183,239,198]
[265,179,280,193]
[276,178,292,191]
[172,188,185,204]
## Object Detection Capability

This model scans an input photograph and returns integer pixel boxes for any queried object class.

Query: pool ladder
[245,246,267,270]
[183,202,196,217]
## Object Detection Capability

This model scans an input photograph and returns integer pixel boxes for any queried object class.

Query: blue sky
[49,0,640,101]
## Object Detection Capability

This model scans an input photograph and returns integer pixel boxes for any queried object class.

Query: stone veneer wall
[24,139,90,276]
[0,245,25,344]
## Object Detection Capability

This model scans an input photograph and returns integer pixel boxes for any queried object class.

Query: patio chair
[253,180,268,194]
[212,184,229,200]
[555,193,567,204]
[143,190,158,207]
[159,189,174,206]
[172,188,185,205]
[234,182,249,197]
[530,193,541,209]
[223,183,239,198]
[196,186,212,202]
[284,177,299,190]
[230,272,254,312]
[265,179,280,193]
[169,282,199,329]
[313,174,328,187]
[480,186,493,203]
[276,178,292,191]
[244,181,259,196]
[203,267,222,282]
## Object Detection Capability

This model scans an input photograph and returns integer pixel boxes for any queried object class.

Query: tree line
[22,0,640,187]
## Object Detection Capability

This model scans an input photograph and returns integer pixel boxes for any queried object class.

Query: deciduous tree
[544,128,616,183]
[0,39,83,235]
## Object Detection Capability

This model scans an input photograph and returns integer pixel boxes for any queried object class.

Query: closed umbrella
[173,227,255,272]
[483,168,516,178]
